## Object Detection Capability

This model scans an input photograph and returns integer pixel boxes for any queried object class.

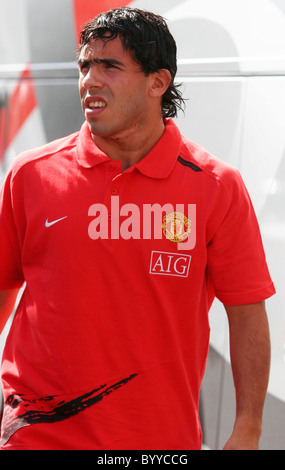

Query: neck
[91,117,165,171]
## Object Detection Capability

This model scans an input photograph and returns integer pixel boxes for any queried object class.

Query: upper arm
[207,169,275,306]
[224,300,266,317]
[0,288,19,333]
[224,301,271,367]
[224,301,269,327]
[224,301,270,339]
[0,169,24,290]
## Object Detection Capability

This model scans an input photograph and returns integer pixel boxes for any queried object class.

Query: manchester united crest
[162,211,191,243]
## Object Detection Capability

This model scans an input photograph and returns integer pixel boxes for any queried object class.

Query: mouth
[88,100,106,109]
[84,96,107,117]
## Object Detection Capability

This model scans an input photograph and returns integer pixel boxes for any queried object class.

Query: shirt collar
[76,119,182,179]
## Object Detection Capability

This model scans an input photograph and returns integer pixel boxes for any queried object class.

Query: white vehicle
[0,0,284,450]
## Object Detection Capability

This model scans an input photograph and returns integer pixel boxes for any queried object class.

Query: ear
[148,69,172,98]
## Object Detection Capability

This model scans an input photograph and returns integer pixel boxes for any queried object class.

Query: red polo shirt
[0,119,275,449]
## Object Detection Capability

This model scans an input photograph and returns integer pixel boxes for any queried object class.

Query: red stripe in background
[6,65,37,148]
[72,0,132,45]
[0,65,37,162]
[0,107,6,162]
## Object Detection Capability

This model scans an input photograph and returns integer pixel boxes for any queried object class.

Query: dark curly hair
[78,7,185,118]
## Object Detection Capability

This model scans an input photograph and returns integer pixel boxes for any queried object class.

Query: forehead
[78,36,133,62]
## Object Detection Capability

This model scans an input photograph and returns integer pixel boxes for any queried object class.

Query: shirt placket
[103,161,125,242]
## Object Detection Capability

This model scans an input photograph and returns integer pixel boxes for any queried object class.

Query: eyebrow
[77,57,126,68]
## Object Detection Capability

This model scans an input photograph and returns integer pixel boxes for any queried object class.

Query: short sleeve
[0,169,24,289]
[207,169,275,305]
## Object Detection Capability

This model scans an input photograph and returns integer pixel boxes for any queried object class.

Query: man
[0,8,275,450]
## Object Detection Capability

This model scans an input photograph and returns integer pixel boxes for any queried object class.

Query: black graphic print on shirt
[0,373,138,446]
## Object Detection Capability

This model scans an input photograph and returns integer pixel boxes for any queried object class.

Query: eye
[79,61,89,73]
[104,63,118,70]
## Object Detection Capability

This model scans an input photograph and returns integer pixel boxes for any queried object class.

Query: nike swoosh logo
[45,216,68,228]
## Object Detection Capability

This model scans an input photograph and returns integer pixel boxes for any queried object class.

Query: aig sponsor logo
[150,251,191,278]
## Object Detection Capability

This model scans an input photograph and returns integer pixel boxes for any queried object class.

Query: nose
[81,65,104,90]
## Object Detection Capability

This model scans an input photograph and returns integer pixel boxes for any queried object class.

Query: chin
[87,121,108,137]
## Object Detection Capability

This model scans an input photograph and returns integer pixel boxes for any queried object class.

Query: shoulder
[8,131,80,179]
[180,135,238,179]
[179,134,245,198]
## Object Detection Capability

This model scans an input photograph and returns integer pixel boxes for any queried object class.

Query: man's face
[78,36,154,140]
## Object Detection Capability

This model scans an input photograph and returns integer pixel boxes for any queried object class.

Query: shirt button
[111,188,118,195]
